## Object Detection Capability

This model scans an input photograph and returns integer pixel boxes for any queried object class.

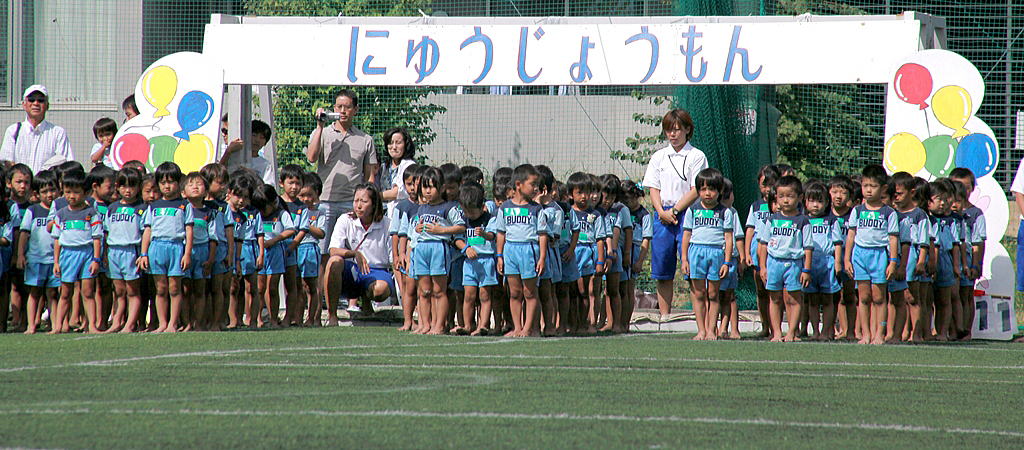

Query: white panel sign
[203,21,921,86]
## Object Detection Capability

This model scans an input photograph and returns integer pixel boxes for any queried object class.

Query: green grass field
[2,328,1023,448]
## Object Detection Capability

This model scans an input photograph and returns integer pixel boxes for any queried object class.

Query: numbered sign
[972,295,1017,340]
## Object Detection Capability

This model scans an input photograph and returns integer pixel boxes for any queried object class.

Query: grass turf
[1,328,1022,448]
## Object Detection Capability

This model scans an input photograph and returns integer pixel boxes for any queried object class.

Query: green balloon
[922,135,958,178]
[147,135,179,171]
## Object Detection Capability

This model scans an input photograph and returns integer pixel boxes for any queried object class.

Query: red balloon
[111,133,149,168]
[893,63,932,110]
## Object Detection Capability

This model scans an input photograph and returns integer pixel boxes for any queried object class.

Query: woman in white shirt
[324,183,394,325]
[379,127,416,210]
[641,109,709,320]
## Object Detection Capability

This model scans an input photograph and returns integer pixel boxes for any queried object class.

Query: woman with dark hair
[641,109,709,322]
[379,127,416,207]
[323,183,394,325]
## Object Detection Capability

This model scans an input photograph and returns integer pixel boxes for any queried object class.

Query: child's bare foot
[784,335,801,342]
[398,323,413,331]
[857,337,870,345]
[469,328,484,336]
[1014,335,1024,343]
[934,334,949,342]
[527,329,541,338]
[426,328,444,335]
[870,337,884,345]
[504,329,518,337]
[705,334,718,341]
[24,327,36,335]
[958,333,972,341]
[120,325,135,333]
[729,332,741,340]
[770,335,784,342]
[161,326,178,333]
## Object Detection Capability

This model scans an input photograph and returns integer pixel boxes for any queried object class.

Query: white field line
[196,361,1022,385]
[265,352,1024,371]
[630,334,1024,352]
[1,408,1022,439]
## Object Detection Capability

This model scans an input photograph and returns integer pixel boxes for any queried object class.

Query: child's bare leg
[868,283,887,345]
[24,287,42,334]
[521,276,540,337]
[539,279,556,336]
[950,286,963,337]
[576,275,592,334]
[589,276,602,332]
[704,280,721,340]
[414,276,433,334]
[556,283,571,335]
[718,291,732,337]
[959,285,975,340]
[69,284,82,329]
[768,290,785,342]
[77,278,97,333]
[429,276,449,335]
[121,280,142,333]
[600,273,620,333]
[267,274,282,327]
[163,277,183,332]
[463,285,478,334]
[398,274,416,330]
[192,278,207,330]
[783,290,803,342]
[50,283,74,334]
[210,273,225,330]
[620,278,635,334]
[107,279,126,332]
[302,277,320,327]
[807,294,821,340]
[889,289,906,344]
[754,273,771,338]
[885,295,896,340]
[855,281,872,344]
[906,282,922,341]
[475,286,493,335]
[11,279,28,331]
[46,287,59,332]
[506,275,525,337]
[690,279,708,340]
[934,286,951,340]
[227,274,241,328]
[821,293,836,340]
[283,266,299,326]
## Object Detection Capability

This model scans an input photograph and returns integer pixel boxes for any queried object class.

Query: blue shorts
[297,242,321,279]
[237,240,258,276]
[190,242,211,280]
[0,246,11,272]
[463,255,499,287]
[748,232,760,270]
[559,245,580,283]
[340,260,394,300]
[720,261,738,291]
[413,241,450,278]
[606,246,624,275]
[58,246,95,284]
[1017,222,1024,291]
[449,254,465,291]
[960,249,977,287]
[259,243,285,275]
[766,255,802,292]
[906,246,924,283]
[107,245,140,281]
[541,246,561,281]
[504,241,540,279]
[25,262,59,288]
[804,253,840,294]
[935,249,956,288]
[687,244,725,281]
[575,243,596,277]
[148,240,185,277]
[284,238,298,267]
[213,240,230,276]
[888,250,909,293]
[650,213,683,280]
[852,245,887,285]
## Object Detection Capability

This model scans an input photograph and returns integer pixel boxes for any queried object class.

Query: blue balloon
[173,91,215,140]
[954,133,998,178]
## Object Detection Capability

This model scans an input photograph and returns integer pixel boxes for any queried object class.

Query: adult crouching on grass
[323,183,395,326]
[641,109,709,322]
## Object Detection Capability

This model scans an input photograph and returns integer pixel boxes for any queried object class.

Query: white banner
[203,21,921,86]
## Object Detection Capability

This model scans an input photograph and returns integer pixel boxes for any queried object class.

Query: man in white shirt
[641,109,709,320]
[0,85,73,172]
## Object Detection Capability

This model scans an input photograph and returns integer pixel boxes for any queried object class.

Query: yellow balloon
[173,134,214,174]
[884,132,926,174]
[931,85,972,138]
[141,65,178,118]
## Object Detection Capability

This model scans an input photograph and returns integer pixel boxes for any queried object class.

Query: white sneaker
[346,304,362,314]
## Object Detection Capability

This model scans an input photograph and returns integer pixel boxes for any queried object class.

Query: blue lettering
[723,25,762,82]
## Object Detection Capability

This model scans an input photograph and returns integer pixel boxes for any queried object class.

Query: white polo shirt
[641,142,708,207]
[329,213,392,269]
[0,119,73,173]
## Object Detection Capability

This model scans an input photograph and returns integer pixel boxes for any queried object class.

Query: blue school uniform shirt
[630,206,654,246]
[144,199,193,241]
[51,205,103,248]
[931,214,961,251]
[682,203,734,246]
[542,202,564,248]
[494,200,548,243]
[899,208,931,249]
[190,204,217,245]
[283,200,304,246]
[299,203,326,246]
[807,213,842,255]
[745,199,772,234]
[847,205,899,248]
[390,199,417,236]
[233,206,264,242]
[729,206,743,258]
[20,203,54,262]
[9,200,30,243]
[204,200,230,246]
[414,201,465,242]
[484,200,498,216]
[605,203,633,249]
[104,200,147,246]
[572,207,606,245]
[557,202,579,248]
[261,209,295,243]
[757,212,813,260]
[463,211,497,255]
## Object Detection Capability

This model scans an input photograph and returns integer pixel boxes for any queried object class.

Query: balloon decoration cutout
[955,133,998,178]
[147,136,179,172]
[893,63,933,110]
[111,134,149,168]
[174,134,214,174]
[932,85,973,138]
[141,66,178,118]
[921,135,958,178]
[173,91,215,140]
[884,132,926,174]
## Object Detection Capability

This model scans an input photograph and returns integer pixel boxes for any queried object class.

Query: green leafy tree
[244,0,446,170]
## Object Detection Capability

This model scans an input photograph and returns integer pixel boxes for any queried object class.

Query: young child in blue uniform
[843,165,900,345]
[555,183,580,336]
[87,165,117,332]
[680,168,735,341]
[949,168,986,340]
[495,164,549,338]
[828,175,857,340]
[928,179,961,341]
[745,165,780,338]
[412,167,465,335]
[598,174,632,334]
[801,181,842,340]
[103,168,147,333]
[456,182,498,336]
[17,170,58,334]
[391,165,421,331]
[50,170,103,334]
[276,164,306,327]
[256,184,295,328]
[293,172,326,327]
[567,172,605,335]
[5,163,33,332]
[757,175,813,342]
[227,172,264,329]
[183,172,217,331]
[138,162,194,333]
[716,179,745,339]
[535,165,563,336]
[200,163,233,331]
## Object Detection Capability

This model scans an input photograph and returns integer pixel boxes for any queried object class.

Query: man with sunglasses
[0,85,73,173]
